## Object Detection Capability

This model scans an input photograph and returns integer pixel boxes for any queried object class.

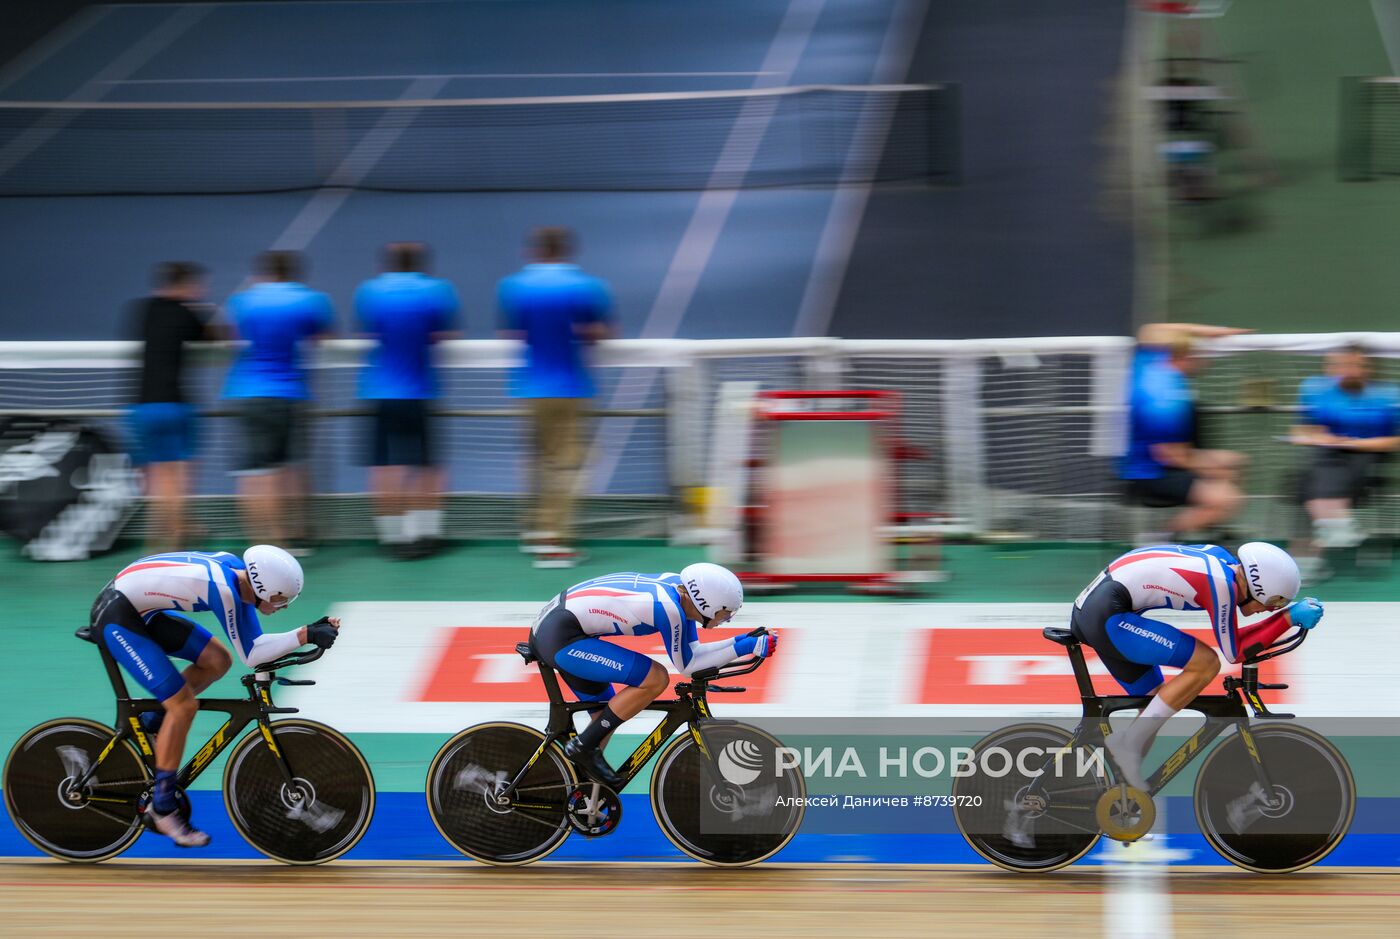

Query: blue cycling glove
[1288,597,1324,630]
[733,630,779,658]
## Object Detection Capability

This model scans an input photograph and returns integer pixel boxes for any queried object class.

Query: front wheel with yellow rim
[223,719,375,864]
[1194,724,1355,873]
[650,722,805,867]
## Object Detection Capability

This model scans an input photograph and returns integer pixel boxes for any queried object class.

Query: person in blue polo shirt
[356,242,459,559]
[498,227,612,569]
[1121,322,1250,541]
[1290,345,1400,577]
[223,251,334,551]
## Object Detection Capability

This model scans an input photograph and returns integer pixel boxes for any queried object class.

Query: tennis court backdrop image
[0,1,1397,937]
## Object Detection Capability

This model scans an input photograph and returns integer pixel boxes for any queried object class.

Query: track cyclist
[530,563,777,790]
[1070,542,1323,792]
[88,546,341,847]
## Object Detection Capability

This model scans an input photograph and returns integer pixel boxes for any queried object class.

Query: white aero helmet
[1236,542,1300,607]
[243,545,304,610]
[679,562,743,623]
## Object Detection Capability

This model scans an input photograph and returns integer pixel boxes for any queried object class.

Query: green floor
[1166,0,1400,330]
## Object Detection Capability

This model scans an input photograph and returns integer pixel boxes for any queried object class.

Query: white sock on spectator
[415,508,443,538]
[376,514,408,545]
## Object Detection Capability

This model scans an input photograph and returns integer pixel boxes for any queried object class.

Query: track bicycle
[952,625,1354,873]
[426,627,805,867]
[3,625,375,864]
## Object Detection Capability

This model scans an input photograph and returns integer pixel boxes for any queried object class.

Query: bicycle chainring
[565,783,622,838]
[1096,785,1155,842]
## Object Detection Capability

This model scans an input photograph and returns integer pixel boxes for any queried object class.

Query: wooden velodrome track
[1,861,1396,938]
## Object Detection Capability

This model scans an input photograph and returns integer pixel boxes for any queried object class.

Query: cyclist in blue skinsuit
[91,545,340,847]
[1070,542,1323,791]
[529,563,777,789]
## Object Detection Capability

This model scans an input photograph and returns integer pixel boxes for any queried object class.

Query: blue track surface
[3,792,1393,866]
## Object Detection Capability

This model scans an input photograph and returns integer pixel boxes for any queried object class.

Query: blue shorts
[531,602,654,703]
[1072,577,1199,695]
[91,587,213,701]
[128,403,198,465]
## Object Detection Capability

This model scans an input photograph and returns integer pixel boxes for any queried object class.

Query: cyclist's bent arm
[664,615,742,677]
[675,637,744,677]
[1234,608,1294,660]
[224,597,305,669]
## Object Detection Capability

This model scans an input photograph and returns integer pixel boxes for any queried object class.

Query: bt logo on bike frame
[415,626,778,703]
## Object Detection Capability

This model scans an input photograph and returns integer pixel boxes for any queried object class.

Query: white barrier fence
[1,333,1398,544]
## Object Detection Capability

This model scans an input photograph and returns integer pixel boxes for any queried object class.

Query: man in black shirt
[128,262,221,550]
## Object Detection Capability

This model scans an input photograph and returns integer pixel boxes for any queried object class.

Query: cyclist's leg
[1100,612,1214,790]
[146,611,230,696]
[97,614,207,844]
[550,639,665,785]
[555,638,666,723]
[104,605,219,845]
[532,605,662,784]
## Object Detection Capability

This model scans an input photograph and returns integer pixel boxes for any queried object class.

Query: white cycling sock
[1120,695,1178,757]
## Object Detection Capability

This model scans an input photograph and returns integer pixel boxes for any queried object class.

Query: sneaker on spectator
[520,531,557,555]
[1296,555,1332,583]
[533,546,586,569]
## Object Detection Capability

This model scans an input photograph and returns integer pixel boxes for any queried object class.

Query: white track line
[0,5,212,179]
[0,6,111,97]
[104,71,782,84]
[584,0,827,495]
[268,75,449,252]
[790,0,930,338]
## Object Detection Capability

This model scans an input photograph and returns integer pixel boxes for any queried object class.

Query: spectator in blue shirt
[356,242,459,559]
[498,227,611,568]
[1290,345,1400,575]
[223,251,334,550]
[1121,322,1250,541]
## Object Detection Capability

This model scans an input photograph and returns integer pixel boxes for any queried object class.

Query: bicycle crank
[565,782,622,838]
[1096,785,1155,842]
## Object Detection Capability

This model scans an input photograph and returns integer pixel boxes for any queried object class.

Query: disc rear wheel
[3,719,149,862]
[953,724,1105,872]
[426,722,576,865]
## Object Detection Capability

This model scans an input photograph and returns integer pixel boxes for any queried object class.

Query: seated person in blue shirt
[355,242,459,559]
[1121,322,1251,541]
[1290,345,1400,572]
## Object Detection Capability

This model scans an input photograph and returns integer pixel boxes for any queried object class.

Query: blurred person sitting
[498,226,612,569]
[1120,322,1251,542]
[223,251,334,552]
[355,242,459,559]
[1289,345,1400,578]
[127,261,224,552]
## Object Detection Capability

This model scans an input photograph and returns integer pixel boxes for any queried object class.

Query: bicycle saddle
[516,642,538,664]
[1042,627,1076,646]
[74,625,98,644]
